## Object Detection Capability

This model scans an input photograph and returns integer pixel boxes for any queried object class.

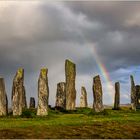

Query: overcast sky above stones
[0,1,140,107]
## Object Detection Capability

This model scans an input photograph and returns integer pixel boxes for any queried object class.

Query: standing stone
[113,82,120,110]
[29,97,35,108]
[37,68,49,116]
[65,59,76,110]
[80,86,88,107]
[0,78,8,116]
[12,68,27,116]
[135,85,140,109]
[93,75,104,112]
[55,82,66,109]
[130,75,136,111]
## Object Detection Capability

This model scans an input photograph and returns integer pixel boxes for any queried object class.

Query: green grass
[0,107,140,138]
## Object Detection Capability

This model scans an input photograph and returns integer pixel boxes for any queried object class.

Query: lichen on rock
[37,68,49,116]
[65,59,76,110]
[12,68,27,116]
[93,75,104,112]
[55,82,66,109]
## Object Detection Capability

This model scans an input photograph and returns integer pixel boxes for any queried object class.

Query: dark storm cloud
[65,1,140,72]
[0,1,140,105]
[0,2,96,73]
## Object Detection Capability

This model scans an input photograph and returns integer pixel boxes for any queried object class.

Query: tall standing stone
[0,78,8,116]
[93,75,104,112]
[114,82,120,110]
[65,59,76,110]
[130,75,136,111]
[37,68,49,116]
[29,97,35,108]
[55,82,66,109]
[80,86,88,107]
[12,68,27,116]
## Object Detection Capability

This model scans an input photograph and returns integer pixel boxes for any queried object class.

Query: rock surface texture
[37,68,49,116]
[114,82,120,110]
[80,86,88,107]
[29,97,35,108]
[0,78,8,116]
[130,75,136,111]
[12,68,27,116]
[55,82,66,109]
[65,59,76,110]
[93,75,104,112]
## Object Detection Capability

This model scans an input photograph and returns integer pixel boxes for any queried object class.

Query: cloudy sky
[0,1,140,107]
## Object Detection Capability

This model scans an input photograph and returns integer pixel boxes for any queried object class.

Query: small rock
[29,97,35,108]
[80,86,88,107]
[55,82,66,109]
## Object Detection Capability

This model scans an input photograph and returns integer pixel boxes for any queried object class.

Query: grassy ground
[0,107,140,139]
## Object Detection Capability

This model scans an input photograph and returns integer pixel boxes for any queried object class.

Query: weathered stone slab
[114,82,120,110]
[0,78,8,116]
[65,59,76,110]
[130,75,136,110]
[29,97,35,108]
[12,68,27,116]
[37,68,49,116]
[93,75,104,112]
[80,86,88,107]
[55,82,66,109]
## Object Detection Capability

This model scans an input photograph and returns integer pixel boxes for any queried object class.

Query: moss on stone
[41,68,48,78]
[65,59,76,75]
[17,68,23,78]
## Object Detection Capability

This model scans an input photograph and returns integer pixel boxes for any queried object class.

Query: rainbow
[88,44,114,104]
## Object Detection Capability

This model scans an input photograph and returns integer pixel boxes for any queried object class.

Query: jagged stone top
[130,75,135,86]
[93,75,100,81]
[65,59,76,77]
[130,75,135,82]
[65,59,76,67]
[0,77,4,80]
[81,86,86,90]
[0,78,5,86]
[40,68,48,79]
[13,68,24,84]
[57,82,65,85]
[57,82,66,92]
[130,75,134,79]
[115,82,120,85]
[16,68,24,79]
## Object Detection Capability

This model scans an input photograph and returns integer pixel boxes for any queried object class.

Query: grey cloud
[0,1,140,106]
[65,1,140,72]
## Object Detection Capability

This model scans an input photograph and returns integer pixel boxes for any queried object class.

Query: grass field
[0,107,140,139]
